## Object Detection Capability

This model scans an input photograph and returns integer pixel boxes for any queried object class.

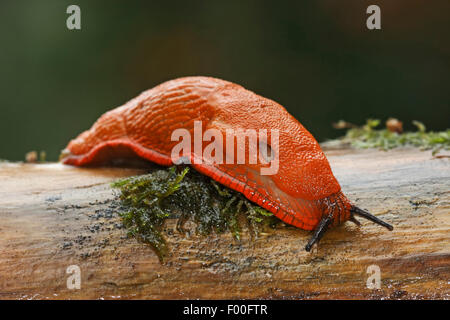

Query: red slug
[61,76,393,251]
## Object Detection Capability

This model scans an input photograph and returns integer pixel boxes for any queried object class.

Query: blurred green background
[0,0,449,161]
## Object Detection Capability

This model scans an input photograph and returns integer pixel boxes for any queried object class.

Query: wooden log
[0,147,449,300]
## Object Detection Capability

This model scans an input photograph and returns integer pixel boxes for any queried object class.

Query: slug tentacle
[350,206,394,231]
[349,216,361,226]
[304,203,393,251]
[304,191,353,251]
[305,213,333,252]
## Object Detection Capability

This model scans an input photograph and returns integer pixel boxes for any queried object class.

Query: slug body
[62,76,392,250]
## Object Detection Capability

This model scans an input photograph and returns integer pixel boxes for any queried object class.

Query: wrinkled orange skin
[62,77,352,230]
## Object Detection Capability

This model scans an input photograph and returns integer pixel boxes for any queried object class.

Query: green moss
[111,166,278,261]
[334,119,449,155]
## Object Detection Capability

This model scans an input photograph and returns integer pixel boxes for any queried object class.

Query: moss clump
[333,119,449,155]
[111,166,278,261]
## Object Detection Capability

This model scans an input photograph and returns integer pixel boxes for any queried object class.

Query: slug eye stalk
[350,206,394,231]
[305,214,333,252]
[305,206,393,252]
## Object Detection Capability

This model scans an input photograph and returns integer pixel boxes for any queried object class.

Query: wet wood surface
[0,147,449,299]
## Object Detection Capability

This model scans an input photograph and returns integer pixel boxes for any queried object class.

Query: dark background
[0,0,449,161]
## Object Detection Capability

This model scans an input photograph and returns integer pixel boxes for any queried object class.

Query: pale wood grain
[0,147,449,299]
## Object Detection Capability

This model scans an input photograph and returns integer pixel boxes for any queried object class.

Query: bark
[0,147,449,299]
